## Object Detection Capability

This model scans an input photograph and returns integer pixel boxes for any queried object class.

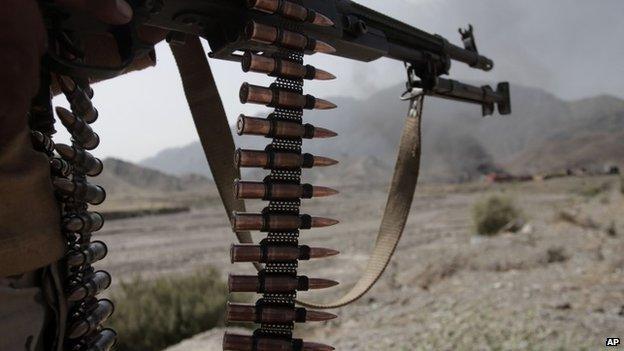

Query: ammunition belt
[172,1,339,349]
[32,36,116,350]
[173,1,425,349]
[229,4,339,348]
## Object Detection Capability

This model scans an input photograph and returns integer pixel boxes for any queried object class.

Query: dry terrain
[95,175,624,350]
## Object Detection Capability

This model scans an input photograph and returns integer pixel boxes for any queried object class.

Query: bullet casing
[232,213,336,231]
[228,274,338,293]
[50,158,73,178]
[223,333,335,351]
[231,245,298,262]
[63,211,105,233]
[68,270,111,301]
[31,131,55,155]
[226,303,337,324]
[242,52,334,81]
[68,299,114,339]
[246,21,335,54]
[235,180,322,200]
[86,328,117,351]
[231,244,339,263]
[54,179,106,205]
[236,149,301,169]
[237,115,336,139]
[240,83,316,110]
[58,76,98,123]
[56,143,103,176]
[55,107,100,150]
[235,149,337,170]
[237,115,303,138]
[247,0,335,27]
[66,241,108,266]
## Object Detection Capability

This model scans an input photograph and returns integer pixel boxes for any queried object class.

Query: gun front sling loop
[172,35,424,309]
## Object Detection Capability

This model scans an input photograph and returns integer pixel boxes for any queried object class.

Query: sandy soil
[96,175,624,350]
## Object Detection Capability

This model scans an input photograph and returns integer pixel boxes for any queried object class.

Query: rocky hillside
[98,158,212,195]
[140,85,624,183]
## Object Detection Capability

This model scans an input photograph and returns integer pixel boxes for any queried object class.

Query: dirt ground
[97,175,624,350]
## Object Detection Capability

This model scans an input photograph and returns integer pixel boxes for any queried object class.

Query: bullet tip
[315,69,337,81]
[315,98,337,110]
[314,127,338,139]
[308,278,340,290]
[313,12,335,27]
[314,156,339,167]
[313,186,340,197]
[55,106,75,122]
[315,40,337,54]
[311,217,340,228]
[309,247,341,259]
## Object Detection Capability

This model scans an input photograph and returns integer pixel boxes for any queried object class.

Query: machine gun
[43,0,510,115]
[35,1,511,350]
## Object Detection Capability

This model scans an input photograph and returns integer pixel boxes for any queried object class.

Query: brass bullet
[235,180,338,200]
[67,270,111,301]
[88,329,117,351]
[247,0,335,27]
[228,274,339,293]
[66,241,108,267]
[237,115,338,139]
[55,107,100,149]
[224,333,335,351]
[313,68,337,81]
[56,143,103,176]
[231,213,339,232]
[313,127,338,139]
[313,155,339,167]
[58,75,77,93]
[58,76,98,123]
[245,21,336,54]
[230,244,340,263]
[311,12,335,27]
[313,98,337,110]
[50,157,73,178]
[31,130,55,154]
[235,149,338,170]
[240,83,336,110]
[53,178,106,205]
[63,211,104,233]
[226,302,337,324]
[67,299,114,339]
[242,52,336,80]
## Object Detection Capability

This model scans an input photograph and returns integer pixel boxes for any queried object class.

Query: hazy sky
[52,0,624,162]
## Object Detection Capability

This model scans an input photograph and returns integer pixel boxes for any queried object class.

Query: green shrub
[109,268,230,351]
[472,195,522,236]
[576,182,611,198]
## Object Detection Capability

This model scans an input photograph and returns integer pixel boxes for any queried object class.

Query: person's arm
[0,0,136,277]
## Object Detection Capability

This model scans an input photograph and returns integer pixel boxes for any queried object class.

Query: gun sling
[171,35,423,309]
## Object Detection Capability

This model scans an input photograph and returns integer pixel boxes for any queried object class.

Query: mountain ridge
[140,84,624,183]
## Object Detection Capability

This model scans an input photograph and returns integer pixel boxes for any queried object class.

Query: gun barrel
[340,0,494,70]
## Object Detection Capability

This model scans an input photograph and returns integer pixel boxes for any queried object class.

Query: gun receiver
[40,0,510,115]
